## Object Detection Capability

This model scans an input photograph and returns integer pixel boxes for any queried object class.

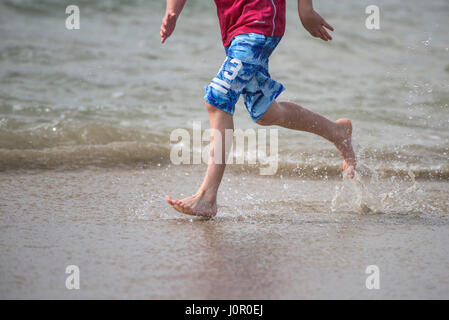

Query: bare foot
[165,192,217,217]
[334,118,356,179]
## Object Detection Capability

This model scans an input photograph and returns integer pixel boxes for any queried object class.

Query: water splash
[331,160,427,214]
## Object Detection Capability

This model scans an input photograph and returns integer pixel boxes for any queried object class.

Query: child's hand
[299,9,334,41]
[160,12,178,44]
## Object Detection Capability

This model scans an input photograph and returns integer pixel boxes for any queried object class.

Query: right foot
[334,118,356,179]
[165,192,217,217]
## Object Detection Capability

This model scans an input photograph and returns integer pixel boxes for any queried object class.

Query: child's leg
[165,102,233,217]
[257,100,356,178]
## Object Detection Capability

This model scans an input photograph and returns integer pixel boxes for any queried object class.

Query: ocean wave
[0,121,164,149]
[0,142,170,170]
[0,119,447,179]
[1,143,448,180]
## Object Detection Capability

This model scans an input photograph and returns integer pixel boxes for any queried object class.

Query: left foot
[334,118,356,179]
[165,191,217,217]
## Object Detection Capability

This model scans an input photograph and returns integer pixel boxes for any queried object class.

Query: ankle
[196,188,217,203]
[330,122,344,144]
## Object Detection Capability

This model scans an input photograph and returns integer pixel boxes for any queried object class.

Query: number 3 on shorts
[224,58,242,81]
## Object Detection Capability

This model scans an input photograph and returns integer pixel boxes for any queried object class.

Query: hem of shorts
[204,96,235,116]
[250,86,285,123]
[222,28,285,47]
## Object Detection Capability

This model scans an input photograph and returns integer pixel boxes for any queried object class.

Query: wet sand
[1,165,448,299]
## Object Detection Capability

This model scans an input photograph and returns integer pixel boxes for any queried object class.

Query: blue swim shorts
[204,33,285,122]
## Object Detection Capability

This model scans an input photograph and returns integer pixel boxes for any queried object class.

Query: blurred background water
[0,0,448,178]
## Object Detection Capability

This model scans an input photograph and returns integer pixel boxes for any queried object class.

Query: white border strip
[269,0,277,36]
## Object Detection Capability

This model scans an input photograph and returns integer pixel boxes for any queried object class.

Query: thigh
[242,68,285,122]
[204,33,283,118]
[204,55,260,116]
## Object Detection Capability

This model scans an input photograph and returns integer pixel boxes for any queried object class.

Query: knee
[205,101,228,117]
[205,101,216,113]
[256,113,277,126]
[256,101,284,126]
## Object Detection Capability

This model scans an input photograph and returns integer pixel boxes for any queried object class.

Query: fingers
[307,23,333,41]
[311,28,328,41]
[320,26,332,41]
[309,29,321,39]
[318,30,328,41]
[160,13,177,44]
[160,24,166,43]
[320,18,333,41]
[160,24,174,44]
[322,19,334,32]
[160,19,169,43]
[160,25,170,43]
[314,24,333,41]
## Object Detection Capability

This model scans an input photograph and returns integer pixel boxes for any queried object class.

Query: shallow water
[0,0,448,299]
[1,166,449,299]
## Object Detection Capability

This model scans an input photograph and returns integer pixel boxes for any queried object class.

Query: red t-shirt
[214,0,286,47]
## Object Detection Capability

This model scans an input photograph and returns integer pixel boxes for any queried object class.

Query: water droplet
[112,91,124,99]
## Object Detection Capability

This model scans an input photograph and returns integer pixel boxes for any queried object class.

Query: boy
[162,0,356,217]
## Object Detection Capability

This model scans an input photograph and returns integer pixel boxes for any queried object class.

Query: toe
[182,203,194,214]
[183,206,194,215]
[178,203,194,215]
[178,200,194,215]
[165,195,174,205]
[172,204,184,213]
[343,161,355,179]
[348,168,355,179]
